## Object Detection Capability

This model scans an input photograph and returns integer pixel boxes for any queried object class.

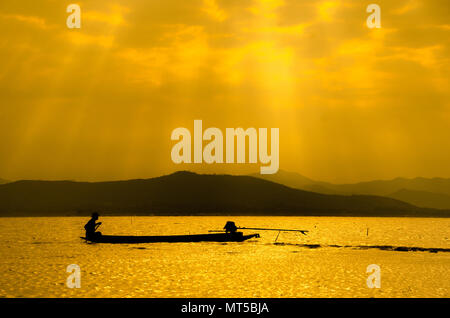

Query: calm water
[0,216,449,298]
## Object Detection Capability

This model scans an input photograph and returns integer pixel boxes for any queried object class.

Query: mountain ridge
[0,171,448,217]
[253,170,450,209]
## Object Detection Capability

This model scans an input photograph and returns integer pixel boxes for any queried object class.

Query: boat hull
[81,232,259,244]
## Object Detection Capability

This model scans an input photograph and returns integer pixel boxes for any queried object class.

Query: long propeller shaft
[238,227,308,235]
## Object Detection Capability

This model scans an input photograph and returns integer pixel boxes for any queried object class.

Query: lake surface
[0,216,449,298]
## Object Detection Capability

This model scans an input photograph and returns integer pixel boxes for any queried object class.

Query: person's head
[91,212,99,220]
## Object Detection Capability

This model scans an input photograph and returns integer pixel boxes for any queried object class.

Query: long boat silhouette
[81,221,307,244]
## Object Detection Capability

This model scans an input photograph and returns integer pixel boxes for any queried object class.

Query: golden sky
[0,0,449,182]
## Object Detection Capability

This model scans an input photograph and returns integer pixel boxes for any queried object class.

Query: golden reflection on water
[0,216,449,298]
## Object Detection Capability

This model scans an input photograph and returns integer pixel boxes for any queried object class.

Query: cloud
[0,13,51,29]
[83,4,129,26]
[202,0,228,22]
[0,0,449,182]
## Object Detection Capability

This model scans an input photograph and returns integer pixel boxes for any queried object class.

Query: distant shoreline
[1,214,449,218]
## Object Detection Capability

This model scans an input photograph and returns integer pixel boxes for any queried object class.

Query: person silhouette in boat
[84,212,102,240]
[224,221,238,234]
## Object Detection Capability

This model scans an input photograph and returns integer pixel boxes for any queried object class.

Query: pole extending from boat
[209,226,308,235]
[238,227,308,235]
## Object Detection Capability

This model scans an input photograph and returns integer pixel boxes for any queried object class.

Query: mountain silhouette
[0,171,447,217]
[254,170,450,209]
[389,189,450,210]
